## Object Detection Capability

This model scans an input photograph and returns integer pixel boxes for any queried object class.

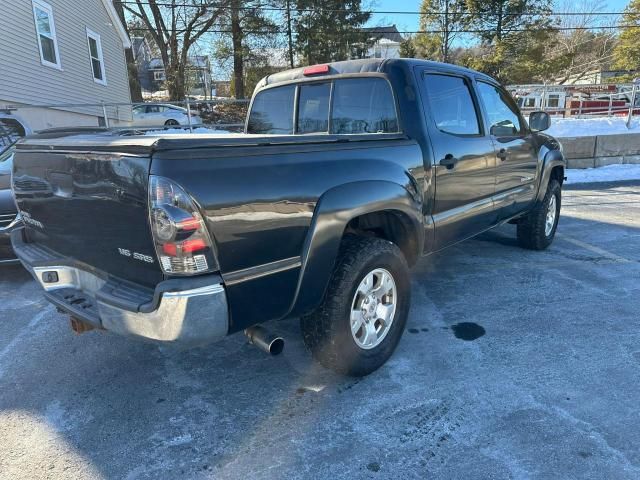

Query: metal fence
[510,81,640,128]
[0,97,250,134]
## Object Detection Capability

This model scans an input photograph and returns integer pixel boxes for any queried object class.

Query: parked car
[0,145,20,265]
[131,103,202,128]
[11,59,565,376]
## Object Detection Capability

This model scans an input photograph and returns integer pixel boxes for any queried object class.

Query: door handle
[497,149,508,161]
[439,154,459,170]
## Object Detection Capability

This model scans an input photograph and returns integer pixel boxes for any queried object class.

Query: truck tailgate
[12,146,163,288]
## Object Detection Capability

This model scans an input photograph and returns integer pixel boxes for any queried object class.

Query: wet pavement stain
[451,322,486,341]
[408,328,419,334]
[366,462,380,472]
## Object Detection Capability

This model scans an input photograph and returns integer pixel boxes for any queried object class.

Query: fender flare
[286,180,423,318]
[536,148,565,202]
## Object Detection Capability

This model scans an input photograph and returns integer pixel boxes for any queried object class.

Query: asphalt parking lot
[1,181,639,480]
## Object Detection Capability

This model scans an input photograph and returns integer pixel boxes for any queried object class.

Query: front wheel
[517,179,561,250]
[301,235,411,376]
[164,119,180,126]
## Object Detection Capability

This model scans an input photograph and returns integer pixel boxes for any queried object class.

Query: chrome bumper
[13,231,229,346]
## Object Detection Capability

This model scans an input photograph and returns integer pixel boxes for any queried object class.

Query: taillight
[149,176,218,275]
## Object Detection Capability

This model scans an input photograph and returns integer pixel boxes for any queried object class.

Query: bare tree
[553,0,619,84]
[113,1,143,102]
[118,0,232,100]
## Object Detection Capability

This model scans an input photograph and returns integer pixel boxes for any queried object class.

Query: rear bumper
[11,228,229,346]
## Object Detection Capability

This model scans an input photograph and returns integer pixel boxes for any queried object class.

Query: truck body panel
[10,58,565,347]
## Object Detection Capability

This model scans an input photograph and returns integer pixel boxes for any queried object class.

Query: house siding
[0,0,132,130]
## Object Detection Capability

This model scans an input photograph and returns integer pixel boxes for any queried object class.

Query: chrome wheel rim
[545,194,557,237]
[350,268,397,350]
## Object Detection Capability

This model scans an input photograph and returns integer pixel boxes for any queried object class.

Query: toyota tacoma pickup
[11,59,565,376]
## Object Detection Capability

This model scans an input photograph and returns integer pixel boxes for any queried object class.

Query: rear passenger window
[331,78,398,134]
[424,74,481,135]
[297,83,330,134]
[247,85,295,134]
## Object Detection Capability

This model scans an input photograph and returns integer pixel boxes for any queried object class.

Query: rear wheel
[164,119,180,126]
[517,179,561,250]
[300,235,411,376]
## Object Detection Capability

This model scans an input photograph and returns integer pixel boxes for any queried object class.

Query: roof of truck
[256,58,496,90]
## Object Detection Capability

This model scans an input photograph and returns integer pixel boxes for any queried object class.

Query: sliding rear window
[247,77,399,135]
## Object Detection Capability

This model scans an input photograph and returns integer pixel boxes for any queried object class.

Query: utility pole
[443,0,449,63]
[286,0,295,69]
[231,0,244,99]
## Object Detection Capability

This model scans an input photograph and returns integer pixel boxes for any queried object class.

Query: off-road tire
[300,235,411,376]
[517,179,561,250]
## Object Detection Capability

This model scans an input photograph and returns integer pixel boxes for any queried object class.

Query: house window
[154,71,166,81]
[86,29,106,85]
[32,0,61,69]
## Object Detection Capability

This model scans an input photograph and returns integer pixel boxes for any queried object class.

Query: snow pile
[548,117,640,138]
[144,127,232,135]
[566,164,640,184]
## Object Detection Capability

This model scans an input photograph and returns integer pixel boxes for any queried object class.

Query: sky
[368,0,633,32]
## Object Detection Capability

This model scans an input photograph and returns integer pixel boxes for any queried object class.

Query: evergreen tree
[613,0,640,76]
[213,0,279,99]
[293,0,371,65]
[462,0,554,81]
[399,36,417,58]
[465,0,553,43]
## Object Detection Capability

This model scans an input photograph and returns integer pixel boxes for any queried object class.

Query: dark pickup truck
[11,59,565,376]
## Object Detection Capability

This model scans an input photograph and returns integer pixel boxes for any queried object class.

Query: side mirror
[529,111,551,132]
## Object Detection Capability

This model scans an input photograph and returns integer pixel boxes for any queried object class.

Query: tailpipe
[244,325,284,356]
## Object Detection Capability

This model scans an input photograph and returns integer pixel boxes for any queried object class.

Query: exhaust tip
[245,325,285,356]
[268,337,285,356]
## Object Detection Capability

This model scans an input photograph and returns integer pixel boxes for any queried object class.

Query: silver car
[131,104,202,128]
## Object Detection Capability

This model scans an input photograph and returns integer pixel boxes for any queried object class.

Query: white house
[359,25,404,60]
[0,0,133,130]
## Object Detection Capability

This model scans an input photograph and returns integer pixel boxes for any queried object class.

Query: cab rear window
[246,85,295,134]
[247,77,399,135]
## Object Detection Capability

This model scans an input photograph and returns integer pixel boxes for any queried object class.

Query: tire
[164,119,180,126]
[517,179,561,250]
[300,235,411,376]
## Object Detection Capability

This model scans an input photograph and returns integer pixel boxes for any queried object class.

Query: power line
[116,1,626,17]
[124,24,640,36]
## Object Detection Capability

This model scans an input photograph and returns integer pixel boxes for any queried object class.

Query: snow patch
[566,164,640,184]
[549,117,640,138]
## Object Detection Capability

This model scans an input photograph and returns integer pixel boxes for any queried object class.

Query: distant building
[558,68,639,85]
[357,25,404,60]
[131,36,212,98]
[0,0,133,130]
